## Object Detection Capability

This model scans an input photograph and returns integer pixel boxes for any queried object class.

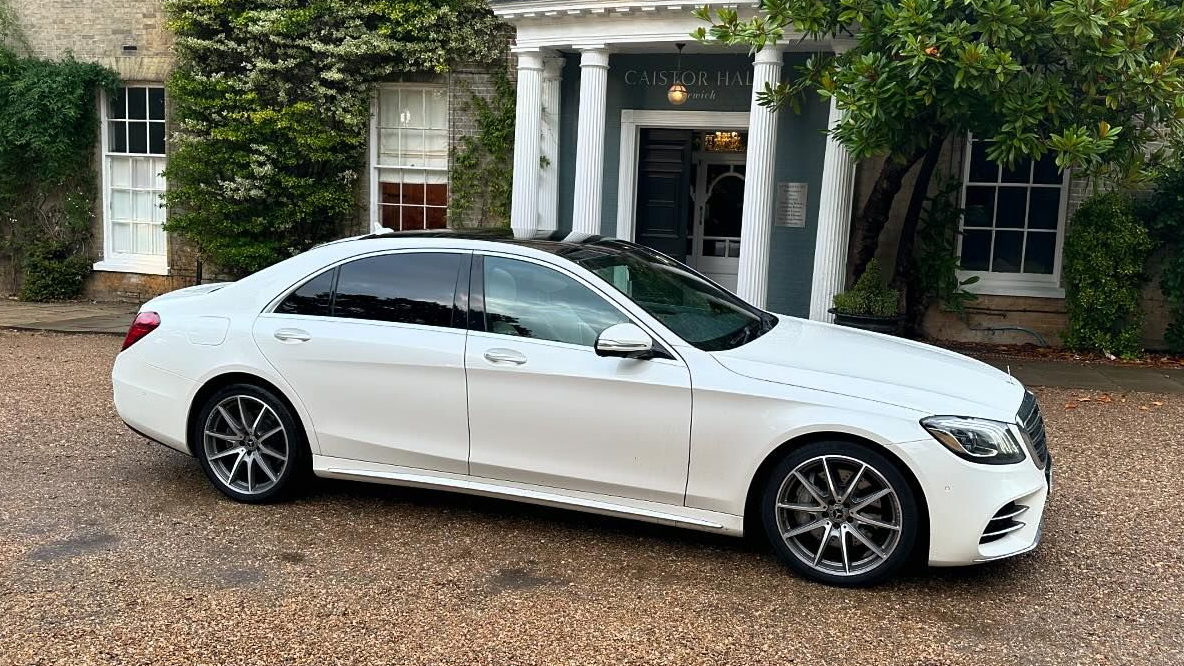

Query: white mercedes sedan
[113,230,1051,586]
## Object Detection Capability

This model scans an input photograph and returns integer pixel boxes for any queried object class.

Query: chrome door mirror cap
[595,323,654,358]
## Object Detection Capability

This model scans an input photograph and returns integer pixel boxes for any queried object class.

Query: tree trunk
[846,145,928,286]
[894,135,947,336]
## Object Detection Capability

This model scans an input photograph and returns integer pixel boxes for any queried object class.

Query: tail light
[121,311,161,351]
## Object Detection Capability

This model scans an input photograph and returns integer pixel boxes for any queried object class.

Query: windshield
[574,243,776,351]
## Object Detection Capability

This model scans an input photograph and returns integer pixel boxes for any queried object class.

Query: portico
[494,0,858,317]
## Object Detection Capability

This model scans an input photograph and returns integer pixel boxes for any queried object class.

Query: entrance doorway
[634,128,747,290]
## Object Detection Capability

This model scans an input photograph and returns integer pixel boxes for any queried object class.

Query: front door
[687,155,746,290]
[464,254,693,505]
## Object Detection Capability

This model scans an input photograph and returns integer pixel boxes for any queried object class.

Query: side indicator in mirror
[595,323,655,359]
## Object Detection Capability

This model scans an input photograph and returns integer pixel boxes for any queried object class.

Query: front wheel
[193,383,308,503]
[761,441,919,586]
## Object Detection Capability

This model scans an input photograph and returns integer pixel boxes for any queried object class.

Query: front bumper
[895,438,1050,566]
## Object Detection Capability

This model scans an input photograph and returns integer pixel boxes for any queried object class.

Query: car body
[113,230,1051,585]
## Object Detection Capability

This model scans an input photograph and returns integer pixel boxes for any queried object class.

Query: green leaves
[161,0,510,275]
[833,258,901,316]
[694,0,1184,180]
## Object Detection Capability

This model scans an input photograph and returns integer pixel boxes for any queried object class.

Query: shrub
[20,242,89,301]
[833,259,900,317]
[1145,158,1184,352]
[1062,193,1153,358]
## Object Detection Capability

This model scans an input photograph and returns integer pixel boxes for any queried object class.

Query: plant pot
[828,308,903,335]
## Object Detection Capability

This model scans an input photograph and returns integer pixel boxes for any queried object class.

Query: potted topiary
[829,259,903,334]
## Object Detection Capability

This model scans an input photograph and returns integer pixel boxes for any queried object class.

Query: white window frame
[369,83,449,233]
[94,84,169,275]
[957,135,1069,298]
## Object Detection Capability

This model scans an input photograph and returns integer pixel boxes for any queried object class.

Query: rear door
[253,250,471,473]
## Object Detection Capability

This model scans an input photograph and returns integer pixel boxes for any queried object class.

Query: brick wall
[448,60,513,228]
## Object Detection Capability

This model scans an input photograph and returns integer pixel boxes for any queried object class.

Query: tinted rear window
[276,268,335,317]
[333,253,461,327]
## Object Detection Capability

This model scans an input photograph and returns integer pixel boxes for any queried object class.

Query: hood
[712,315,1025,422]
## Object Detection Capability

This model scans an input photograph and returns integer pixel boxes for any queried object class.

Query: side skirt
[313,455,744,536]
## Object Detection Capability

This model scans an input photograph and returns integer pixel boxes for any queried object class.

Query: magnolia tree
[695,0,1184,297]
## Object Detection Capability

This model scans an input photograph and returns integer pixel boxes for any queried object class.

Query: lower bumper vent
[980,501,1028,544]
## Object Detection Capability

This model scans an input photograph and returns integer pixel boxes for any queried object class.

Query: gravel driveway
[1,330,1181,665]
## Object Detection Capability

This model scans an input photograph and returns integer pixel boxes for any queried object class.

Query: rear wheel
[761,441,919,586]
[193,383,307,503]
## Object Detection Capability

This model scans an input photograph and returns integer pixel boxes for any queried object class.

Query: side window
[334,253,461,327]
[483,256,628,347]
[276,268,335,317]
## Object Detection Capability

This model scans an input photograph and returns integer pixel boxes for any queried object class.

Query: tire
[193,383,309,503]
[760,440,919,587]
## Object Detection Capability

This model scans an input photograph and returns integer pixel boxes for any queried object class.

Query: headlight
[920,416,1027,465]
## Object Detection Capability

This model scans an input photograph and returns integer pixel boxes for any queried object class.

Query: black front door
[634,129,692,262]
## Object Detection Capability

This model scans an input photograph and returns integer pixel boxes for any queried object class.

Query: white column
[809,96,857,322]
[538,56,564,232]
[510,50,545,234]
[571,47,610,235]
[735,46,784,308]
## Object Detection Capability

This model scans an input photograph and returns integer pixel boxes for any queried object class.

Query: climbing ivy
[0,4,119,299]
[161,0,510,275]
[449,71,515,227]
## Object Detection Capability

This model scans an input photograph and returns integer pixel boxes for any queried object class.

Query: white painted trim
[98,86,170,275]
[614,109,749,241]
[368,91,380,233]
[956,134,1071,299]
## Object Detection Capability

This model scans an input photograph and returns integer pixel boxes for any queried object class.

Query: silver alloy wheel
[774,454,903,577]
[202,395,289,495]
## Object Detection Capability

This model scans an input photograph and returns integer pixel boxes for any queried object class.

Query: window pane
[110,122,127,153]
[399,88,424,127]
[379,129,399,161]
[960,230,991,271]
[276,268,335,317]
[135,191,153,221]
[402,205,425,230]
[991,230,1023,272]
[111,190,133,220]
[128,122,148,154]
[1027,188,1061,230]
[112,221,132,253]
[133,157,155,188]
[1033,153,1062,184]
[149,122,165,155]
[380,204,401,231]
[148,88,165,120]
[110,88,126,120]
[425,206,447,229]
[380,180,401,205]
[1023,232,1056,274]
[483,257,628,347]
[401,179,425,205]
[425,88,447,130]
[995,187,1027,228]
[1001,159,1031,184]
[425,183,447,207]
[334,253,460,327]
[425,129,448,168]
[127,87,147,120]
[964,186,995,227]
[968,141,997,182]
[400,128,425,165]
[109,157,131,188]
[379,88,400,127]
[154,157,167,190]
[134,222,152,254]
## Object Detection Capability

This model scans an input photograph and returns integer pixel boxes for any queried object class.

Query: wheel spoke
[256,454,279,483]
[813,523,835,566]
[847,523,888,560]
[783,518,828,539]
[257,425,283,442]
[852,513,900,531]
[839,525,851,574]
[851,488,892,512]
[209,446,244,461]
[793,471,829,506]
[216,405,244,436]
[838,463,866,503]
[258,443,287,462]
[777,502,826,513]
[821,458,839,500]
[250,405,267,436]
[237,398,249,437]
[205,430,241,443]
[227,450,246,483]
[246,454,255,492]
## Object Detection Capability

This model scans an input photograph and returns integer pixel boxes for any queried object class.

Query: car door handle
[484,348,527,365]
[274,328,311,343]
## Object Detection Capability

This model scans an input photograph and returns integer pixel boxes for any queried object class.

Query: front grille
[980,501,1029,544]
[1018,391,1049,469]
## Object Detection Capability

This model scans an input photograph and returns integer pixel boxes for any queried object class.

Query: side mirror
[595,323,654,358]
